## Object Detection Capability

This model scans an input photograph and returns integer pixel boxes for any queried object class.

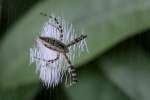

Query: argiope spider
[34,12,87,85]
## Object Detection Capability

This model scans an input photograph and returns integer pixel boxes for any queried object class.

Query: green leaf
[1,0,150,89]
[0,83,39,100]
[65,66,130,100]
[99,41,150,100]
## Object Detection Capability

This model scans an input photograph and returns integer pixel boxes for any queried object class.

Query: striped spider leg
[64,34,87,85]
[63,53,78,85]
[35,13,64,64]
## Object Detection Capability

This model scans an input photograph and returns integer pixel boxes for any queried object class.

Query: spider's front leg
[66,34,87,47]
[63,53,78,85]
[40,12,64,41]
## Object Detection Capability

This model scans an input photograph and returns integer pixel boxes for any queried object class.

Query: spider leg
[34,56,47,62]
[40,12,64,41]
[66,34,87,47]
[63,53,78,85]
[47,22,63,38]
[40,12,52,18]
[49,19,64,41]
[47,53,60,63]
[33,53,60,64]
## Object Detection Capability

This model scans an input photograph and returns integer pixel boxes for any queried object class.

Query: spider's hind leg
[33,53,60,64]
[63,53,78,85]
[68,65,78,84]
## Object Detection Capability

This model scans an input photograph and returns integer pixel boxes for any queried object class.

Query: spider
[33,12,87,86]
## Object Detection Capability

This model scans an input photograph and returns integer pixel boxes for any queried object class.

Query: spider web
[30,15,88,87]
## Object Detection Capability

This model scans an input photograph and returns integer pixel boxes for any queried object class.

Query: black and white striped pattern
[68,65,78,84]
[66,35,87,47]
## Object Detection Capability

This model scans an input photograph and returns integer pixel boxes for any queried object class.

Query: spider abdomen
[39,36,69,53]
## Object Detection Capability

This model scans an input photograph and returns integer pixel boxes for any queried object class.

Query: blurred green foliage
[1,0,150,100]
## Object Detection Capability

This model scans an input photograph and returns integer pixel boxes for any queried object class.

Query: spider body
[39,36,69,53]
[39,34,87,53]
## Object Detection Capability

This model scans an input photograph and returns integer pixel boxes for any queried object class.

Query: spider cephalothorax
[30,12,88,87]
